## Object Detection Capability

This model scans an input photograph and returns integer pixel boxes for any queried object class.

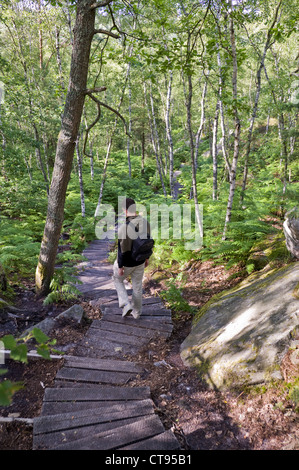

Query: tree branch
[84,86,107,94]
[90,0,115,10]
[86,92,131,138]
[93,29,120,39]
[83,100,101,158]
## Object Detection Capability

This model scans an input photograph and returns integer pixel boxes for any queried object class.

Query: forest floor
[0,258,298,451]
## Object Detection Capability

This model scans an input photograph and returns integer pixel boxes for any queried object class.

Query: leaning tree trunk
[35,0,98,295]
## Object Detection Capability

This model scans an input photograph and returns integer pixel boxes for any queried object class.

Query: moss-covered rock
[180,262,299,391]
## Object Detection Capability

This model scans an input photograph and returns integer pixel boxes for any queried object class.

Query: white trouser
[112,260,145,315]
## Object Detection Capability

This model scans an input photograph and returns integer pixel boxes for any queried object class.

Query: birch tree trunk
[185,73,203,239]
[164,71,174,198]
[212,100,220,200]
[217,51,231,179]
[35,0,113,295]
[149,82,165,178]
[240,0,282,204]
[141,129,145,175]
[94,60,130,216]
[222,6,241,240]
[159,71,175,198]
[144,82,167,197]
[10,17,50,194]
[194,75,208,171]
[127,63,132,178]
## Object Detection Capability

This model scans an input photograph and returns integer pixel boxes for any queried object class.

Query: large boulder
[283,207,299,259]
[180,262,299,391]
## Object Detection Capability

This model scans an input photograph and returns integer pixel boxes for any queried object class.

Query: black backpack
[127,221,154,262]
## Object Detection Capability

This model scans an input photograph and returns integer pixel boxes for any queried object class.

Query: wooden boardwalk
[33,239,180,450]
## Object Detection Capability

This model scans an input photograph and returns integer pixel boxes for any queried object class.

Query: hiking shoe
[131,310,140,319]
[122,304,133,317]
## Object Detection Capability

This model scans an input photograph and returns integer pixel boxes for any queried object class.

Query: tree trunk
[149,82,165,178]
[76,134,86,217]
[194,75,208,171]
[222,6,241,240]
[159,70,175,198]
[240,0,282,204]
[185,73,203,239]
[94,61,130,216]
[35,0,97,295]
[212,99,219,200]
[144,82,167,197]
[217,51,231,179]
[127,62,132,178]
[141,129,145,175]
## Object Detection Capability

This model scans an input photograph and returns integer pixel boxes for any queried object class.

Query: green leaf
[51,348,65,356]
[10,344,28,363]
[32,327,50,344]
[36,345,51,360]
[1,334,17,350]
[0,380,24,406]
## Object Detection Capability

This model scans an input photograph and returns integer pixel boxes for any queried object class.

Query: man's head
[123,197,136,215]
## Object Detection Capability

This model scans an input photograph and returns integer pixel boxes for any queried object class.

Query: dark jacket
[117,215,151,268]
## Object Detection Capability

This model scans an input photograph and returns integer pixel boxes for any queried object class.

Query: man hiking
[113,197,153,319]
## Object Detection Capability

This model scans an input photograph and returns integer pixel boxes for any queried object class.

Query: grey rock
[21,304,85,338]
[56,304,84,323]
[181,262,299,391]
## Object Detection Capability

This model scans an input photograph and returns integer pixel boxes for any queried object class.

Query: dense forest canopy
[0,0,298,300]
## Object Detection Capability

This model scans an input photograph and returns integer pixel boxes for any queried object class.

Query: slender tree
[222,2,241,240]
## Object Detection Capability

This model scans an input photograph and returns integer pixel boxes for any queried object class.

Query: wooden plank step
[119,429,180,450]
[63,356,142,373]
[34,400,154,435]
[82,293,118,302]
[82,250,109,257]
[55,366,138,385]
[82,290,118,301]
[142,297,164,305]
[85,329,149,347]
[54,414,166,450]
[43,385,151,402]
[73,342,138,359]
[77,283,115,294]
[79,267,113,275]
[33,415,146,449]
[76,274,111,282]
[90,320,169,339]
[103,306,172,317]
[96,314,173,332]
[41,399,151,416]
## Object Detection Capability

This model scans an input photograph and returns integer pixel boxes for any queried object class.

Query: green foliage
[160,275,196,315]
[0,216,42,278]
[0,379,23,407]
[0,328,63,406]
[288,382,299,412]
[43,265,82,305]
